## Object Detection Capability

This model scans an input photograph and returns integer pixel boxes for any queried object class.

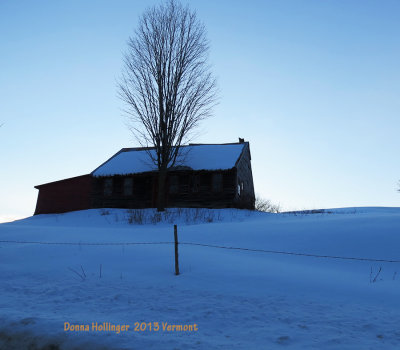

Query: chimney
[238,138,244,143]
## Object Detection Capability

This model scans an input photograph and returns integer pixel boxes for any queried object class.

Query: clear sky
[1,0,399,221]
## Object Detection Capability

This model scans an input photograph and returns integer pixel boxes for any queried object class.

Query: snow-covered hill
[1,207,400,349]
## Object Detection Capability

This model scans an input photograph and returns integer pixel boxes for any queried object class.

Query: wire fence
[0,240,172,246]
[1,239,399,264]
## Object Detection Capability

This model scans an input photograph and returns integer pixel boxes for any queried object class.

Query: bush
[126,209,144,224]
[125,208,223,225]
[255,195,281,213]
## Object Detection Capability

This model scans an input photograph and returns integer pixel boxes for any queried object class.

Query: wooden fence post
[174,224,180,275]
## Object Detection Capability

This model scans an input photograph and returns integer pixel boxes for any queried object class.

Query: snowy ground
[1,207,400,349]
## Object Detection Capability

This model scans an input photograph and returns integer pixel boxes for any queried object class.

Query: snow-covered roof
[92,143,247,177]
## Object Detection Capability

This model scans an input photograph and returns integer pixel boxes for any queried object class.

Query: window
[179,175,189,193]
[200,173,211,190]
[169,175,179,194]
[134,177,145,195]
[237,181,244,196]
[104,178,113,196]
[192,175,200,193]
[212,173,223,192]
[123,178,133,196]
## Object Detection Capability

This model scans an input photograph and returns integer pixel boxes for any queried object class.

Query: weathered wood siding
[91,174,155,209]
[166,169,237,208]
[91,169,238,209]
[234,143,255,209]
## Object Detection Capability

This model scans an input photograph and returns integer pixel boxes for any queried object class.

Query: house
[34,139,255,215]
[34,174,92,215]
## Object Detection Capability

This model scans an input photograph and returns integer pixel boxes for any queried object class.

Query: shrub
[126,209,144,224]
[255,195,281,213]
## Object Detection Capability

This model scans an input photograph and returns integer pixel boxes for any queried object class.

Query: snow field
[0,207,400,349]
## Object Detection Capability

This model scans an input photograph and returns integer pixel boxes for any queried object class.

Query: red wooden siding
[34,175,92,215]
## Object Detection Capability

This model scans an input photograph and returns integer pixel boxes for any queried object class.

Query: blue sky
[1,0,399,221]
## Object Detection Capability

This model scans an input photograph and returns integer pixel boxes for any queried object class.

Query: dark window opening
[200,173,211,190]
[104,178,113,196]
[212,173,223,192]
[223,173,233,189]
[192,175,200,193]
[134,177,146,196]
[169,175,179,194]
[123,178,133,196]
[179,175,190,193]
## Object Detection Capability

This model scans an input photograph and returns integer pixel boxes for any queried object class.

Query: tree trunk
[157,168,167,212]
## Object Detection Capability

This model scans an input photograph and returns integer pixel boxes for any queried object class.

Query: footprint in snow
[276,335,290,344]
[297,324,308,330]
[362,323,375,330]
[20,317,36,326]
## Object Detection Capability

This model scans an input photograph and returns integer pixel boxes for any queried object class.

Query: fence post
[174,224,180,275]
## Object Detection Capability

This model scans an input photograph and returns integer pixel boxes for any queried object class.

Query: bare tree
[255,195,281,213]
[118,0,217,211]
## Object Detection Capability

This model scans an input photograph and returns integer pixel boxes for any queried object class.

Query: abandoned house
[34,140,255,215]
